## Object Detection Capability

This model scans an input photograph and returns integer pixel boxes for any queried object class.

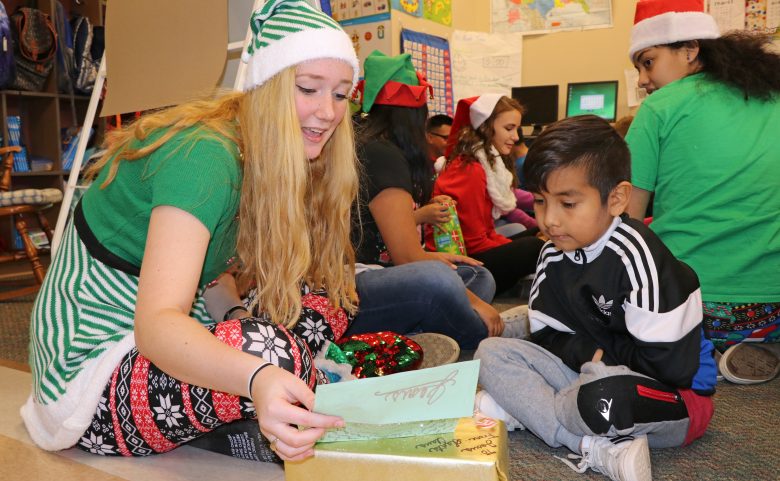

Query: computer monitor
[565,81,618,122]
[511,85,559,136]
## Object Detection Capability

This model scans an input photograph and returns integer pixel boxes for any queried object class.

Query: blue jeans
[346,261,495,349]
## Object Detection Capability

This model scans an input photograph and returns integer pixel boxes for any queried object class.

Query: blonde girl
[23,0,359,463]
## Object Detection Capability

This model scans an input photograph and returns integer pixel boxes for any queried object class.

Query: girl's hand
[251,365,344,461]
[471,298,504,337]
[414,200,451,226]
[431,195,454,205]
[428,251,483,269]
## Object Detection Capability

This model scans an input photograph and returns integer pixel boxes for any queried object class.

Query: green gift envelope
[314,360,480,442]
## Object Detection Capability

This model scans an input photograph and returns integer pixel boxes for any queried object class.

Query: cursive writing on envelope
[373,368,457,405]
[314,360,479,425]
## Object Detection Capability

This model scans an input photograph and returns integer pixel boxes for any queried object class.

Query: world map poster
[491,0,613,34]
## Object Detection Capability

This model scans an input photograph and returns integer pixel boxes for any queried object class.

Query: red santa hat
[444,94,503,158]
[629,0,720,60]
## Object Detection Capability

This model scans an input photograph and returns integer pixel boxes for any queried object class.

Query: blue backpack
[71,14,103,94]
[0,2,15,88]
[54,1,74,94]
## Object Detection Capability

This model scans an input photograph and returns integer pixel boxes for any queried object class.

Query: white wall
[220,0,256,89]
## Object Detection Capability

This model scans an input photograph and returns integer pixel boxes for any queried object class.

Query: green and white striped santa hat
[241,0,359,91]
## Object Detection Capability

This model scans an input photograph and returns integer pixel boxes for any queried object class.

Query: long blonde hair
[85,92,244,185]
[86,67,359,328]
[236,67,358,327]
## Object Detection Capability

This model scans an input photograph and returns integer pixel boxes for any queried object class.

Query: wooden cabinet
[0,0,102,267]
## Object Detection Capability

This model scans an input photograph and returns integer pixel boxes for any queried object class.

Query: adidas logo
[597,398,613,421]
[592,295,613,316]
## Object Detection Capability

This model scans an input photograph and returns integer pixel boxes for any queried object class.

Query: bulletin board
[331,0,391,22]
[400,29,454,116]
[341,17,393,77]
[706,0,779,34]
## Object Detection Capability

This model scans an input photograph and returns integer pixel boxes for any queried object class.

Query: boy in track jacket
[474,115,717,481]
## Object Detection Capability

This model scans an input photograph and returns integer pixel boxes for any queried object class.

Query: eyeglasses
[428,132,449,140]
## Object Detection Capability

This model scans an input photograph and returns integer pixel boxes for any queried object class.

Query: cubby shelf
[0,0,103,266]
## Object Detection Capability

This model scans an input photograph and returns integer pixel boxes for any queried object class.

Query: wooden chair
[0,146,63,301]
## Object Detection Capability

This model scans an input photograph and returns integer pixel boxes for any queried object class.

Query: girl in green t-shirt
[626,0,780,386]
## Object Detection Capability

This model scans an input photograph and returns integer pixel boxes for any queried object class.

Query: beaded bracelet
[247,361,273,397]
[223,305,248,322]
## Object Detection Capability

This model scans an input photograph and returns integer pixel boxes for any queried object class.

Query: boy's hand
[591,348,604,363]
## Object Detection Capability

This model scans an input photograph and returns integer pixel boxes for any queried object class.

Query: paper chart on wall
[401,29,454,116]
[391,0,423,17]
[340,17,393,77]
[450,30,522,102]
[706,0,745,32]
[748,0,780,33]
[424,0,452,26]
[706,0,780,34]
[624,69,647,108]
[331,0,391,23]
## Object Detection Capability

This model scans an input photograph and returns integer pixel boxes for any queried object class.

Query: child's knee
[556,373,688,438]
[475,337,519,374]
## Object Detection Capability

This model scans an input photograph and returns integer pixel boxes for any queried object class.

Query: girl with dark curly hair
[626,0,780,385]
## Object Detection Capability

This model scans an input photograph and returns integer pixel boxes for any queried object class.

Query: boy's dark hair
[426,114,453,131]
[523,115,630,203]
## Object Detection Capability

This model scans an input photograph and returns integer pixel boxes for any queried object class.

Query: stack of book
[6,116,29,172]
[13,227,50,251]
[61,127,94,171]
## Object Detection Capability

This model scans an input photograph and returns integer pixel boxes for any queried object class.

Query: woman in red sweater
[430,95,543,295]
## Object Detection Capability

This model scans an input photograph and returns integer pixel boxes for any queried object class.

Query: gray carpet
[2,294,778,480]
[0,294,34,365]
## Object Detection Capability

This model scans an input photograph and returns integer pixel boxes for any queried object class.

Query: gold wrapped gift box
[285,416,508,481]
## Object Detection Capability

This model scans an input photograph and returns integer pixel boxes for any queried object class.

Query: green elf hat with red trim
[355,50,433,113]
